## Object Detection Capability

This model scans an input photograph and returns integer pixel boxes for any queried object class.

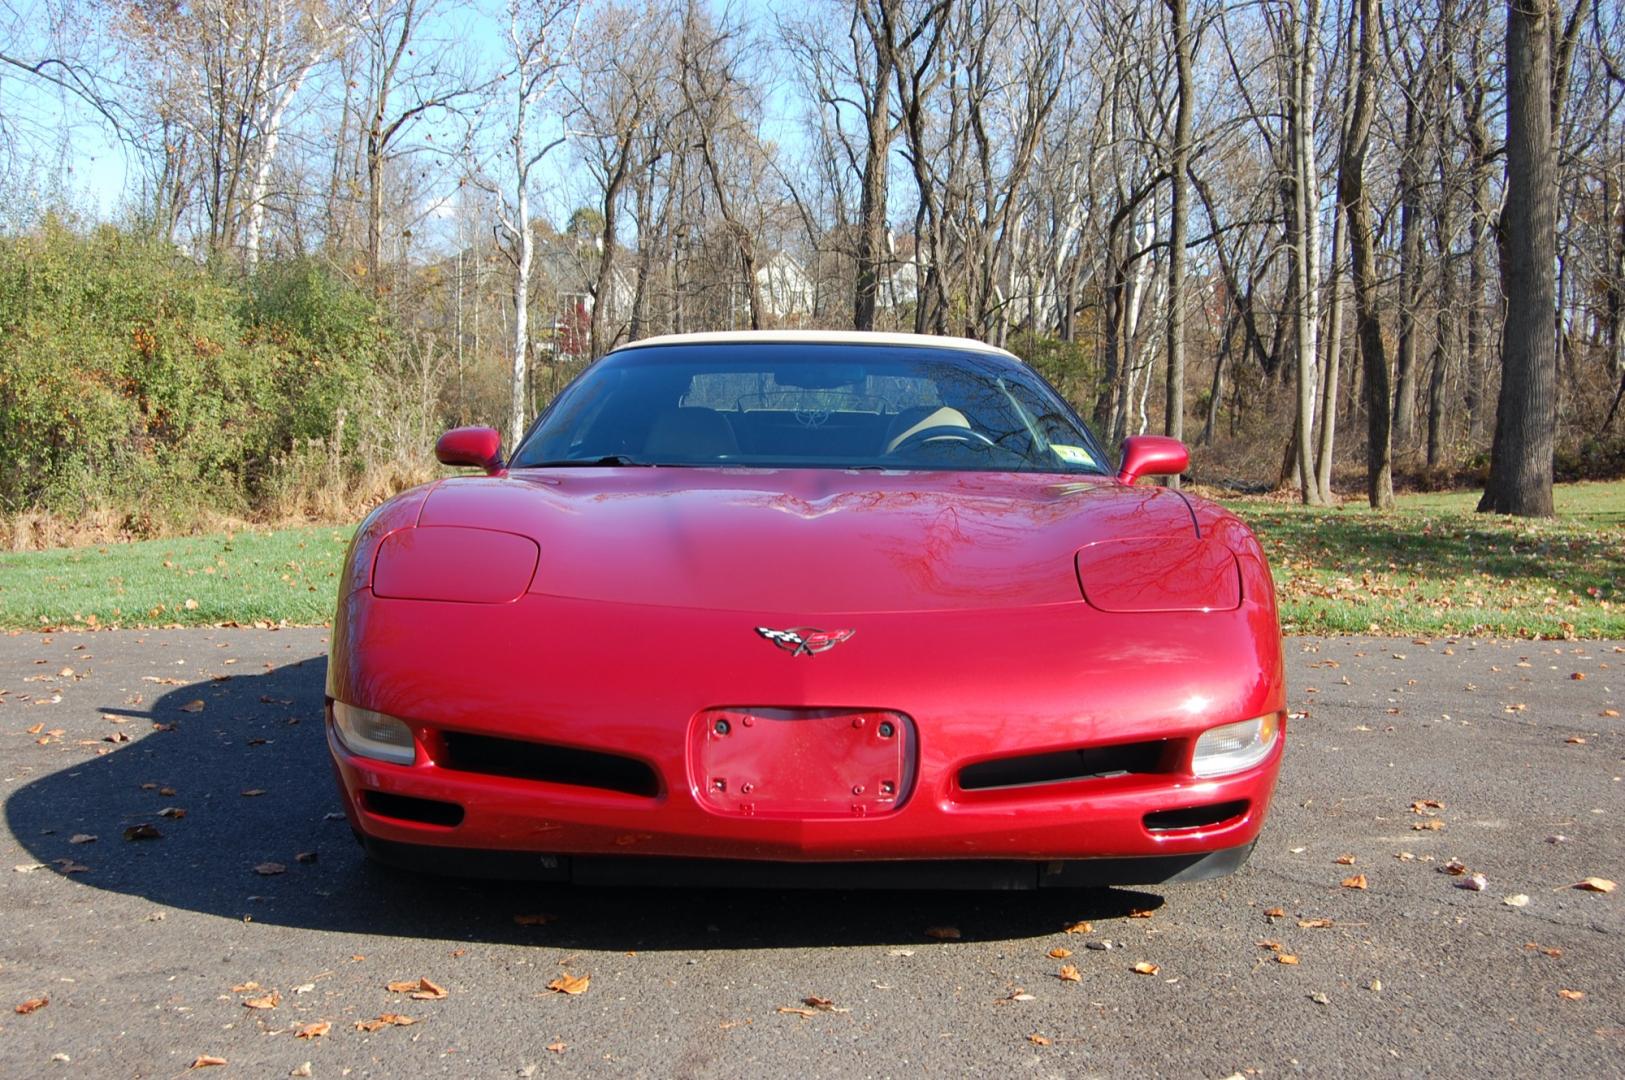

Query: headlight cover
[332,701,416,765]
[1191,713,1279,777]
[371,526,539,603]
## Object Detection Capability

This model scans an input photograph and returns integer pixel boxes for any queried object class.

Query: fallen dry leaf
[53,858,89,874]
[1263,907,1285,918]
[1410,799,1445,813]
[1572,877,1616,893]
[1277,954,1301,965]
[1062,920,1093,934]
[123,823,161,841]
[293,1021,330,1039]
[1565,736,1587,745]
[1298,918,1334,929]
[158,807,186,819]
[242,991,281,1010]
[1504,894,1530,907]
[1256,939,1283,951]
[776,1006,817,1018]
[189,1056,227,1069]
[354,1014,416,1032]
[1412,820,1445,831]
[514,913,557,926]
[1335,855,1356,865]
[179,700,205,713]
[1127,908,1154,919]
[546,1040,566,1053]
[409,978,447,1001]
[925,926,961,940]
[1028,1033,1052,1046]
[1458,873,1488,892]
[801,995,849,1012]
[230,982,260,993]
[69,834,96,844]
[546,973,590,995]
[1047,947,1073,959]
[1341,874,1368,890]
[25,722,44,735]
[1558,989,1586,1001]
[1132,962,1159,975]
[240,789,266,797]
[14,997,48,1014]
[1057,964,1081,983]
[253,862,286,876]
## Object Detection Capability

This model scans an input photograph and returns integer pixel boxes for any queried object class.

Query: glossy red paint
[1116,435,1190,486]
[434,426,504,474]
[373,526,539,604]
[327,461,1286,882]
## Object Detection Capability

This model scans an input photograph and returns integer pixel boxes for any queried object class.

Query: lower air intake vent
[1144,800,1249,832]
[959,740,1169,791]
[361,790,465,827]
[440,732,660,798]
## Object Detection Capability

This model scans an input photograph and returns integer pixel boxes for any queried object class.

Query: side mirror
[435,426,504,475]
[1116,435,1189,486]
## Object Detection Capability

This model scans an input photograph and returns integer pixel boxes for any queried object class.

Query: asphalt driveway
[1,628,1619,1077]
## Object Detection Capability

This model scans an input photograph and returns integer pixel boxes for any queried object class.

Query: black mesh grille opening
[440,733,660,798]
[362,790,465,827]
[1144,800,1249,832]
[958,741,1170,791]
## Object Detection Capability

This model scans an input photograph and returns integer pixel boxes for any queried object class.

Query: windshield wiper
[529,454,656,467]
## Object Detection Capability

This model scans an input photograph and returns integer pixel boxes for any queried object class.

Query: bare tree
[473,0,578,447]
[1339,0,1394,508]
[1480,0,1559,515]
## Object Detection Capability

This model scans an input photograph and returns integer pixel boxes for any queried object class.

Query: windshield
[511,342,1109,474]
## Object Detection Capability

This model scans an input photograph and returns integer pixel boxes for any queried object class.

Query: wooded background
[1,0,1621,533]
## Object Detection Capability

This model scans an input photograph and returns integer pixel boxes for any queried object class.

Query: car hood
[415,468,1201,614]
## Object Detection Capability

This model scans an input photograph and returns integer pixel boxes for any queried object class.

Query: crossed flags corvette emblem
[755,626,855,657]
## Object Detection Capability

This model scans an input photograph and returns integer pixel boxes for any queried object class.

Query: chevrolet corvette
[326,331,1284,889]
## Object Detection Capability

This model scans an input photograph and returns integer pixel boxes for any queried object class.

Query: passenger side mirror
[1116,436,1189,486]
[435,426,504,475]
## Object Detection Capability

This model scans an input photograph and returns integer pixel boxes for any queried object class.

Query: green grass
[0,480,1621,637]
[1228,479,1625,639]
[0,525,354,629]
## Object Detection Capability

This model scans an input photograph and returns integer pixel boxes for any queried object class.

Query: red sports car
[326,331,1284,889]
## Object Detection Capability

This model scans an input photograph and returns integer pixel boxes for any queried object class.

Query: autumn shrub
[0,219,405,534]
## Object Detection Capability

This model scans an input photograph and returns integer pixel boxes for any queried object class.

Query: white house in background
[756,251,816,320]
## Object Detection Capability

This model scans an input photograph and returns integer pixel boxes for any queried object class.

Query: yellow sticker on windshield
[1051,444,1096,466]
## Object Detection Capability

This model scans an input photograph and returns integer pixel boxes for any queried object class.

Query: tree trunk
[1392,97,1424,451]
[1339,0,1393,508]
[1479,0,1557,516]
[1315,201,1345,496]
[1289,0,1324,504]
[1163,0,1192,486]
[510,179,532,449]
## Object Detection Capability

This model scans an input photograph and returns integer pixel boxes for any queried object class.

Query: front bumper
[327,591,1284,880]
[358,836,1259,889]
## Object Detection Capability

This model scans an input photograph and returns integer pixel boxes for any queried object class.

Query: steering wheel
[888,424,997,456]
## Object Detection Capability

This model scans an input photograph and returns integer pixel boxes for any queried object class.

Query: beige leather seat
[882,405,972,454]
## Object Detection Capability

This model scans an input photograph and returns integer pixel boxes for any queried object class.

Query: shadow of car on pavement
[6,651,1174,950]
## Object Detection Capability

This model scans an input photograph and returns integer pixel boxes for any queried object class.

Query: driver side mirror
[1116,435,1189,486]
[435,426,504,475]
